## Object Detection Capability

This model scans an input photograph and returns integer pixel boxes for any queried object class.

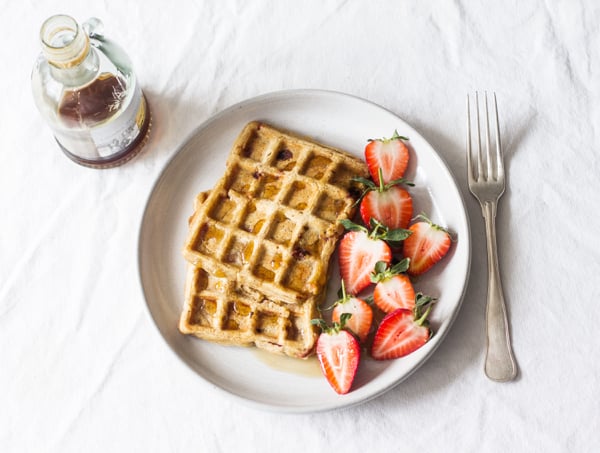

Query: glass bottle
[31,15,151,168]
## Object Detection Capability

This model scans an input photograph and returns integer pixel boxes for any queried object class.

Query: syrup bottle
[31,15,151,168]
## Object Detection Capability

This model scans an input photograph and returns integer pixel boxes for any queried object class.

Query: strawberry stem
[338,312,352,330]
[311,318,329,331]
[367,130,410,143]
[367,218,412,243]
[351,176,376,190]
[413,212,451,235]
[370,258,410,283]
[351,173,413,208]
[413,293,437,326]
[370,260,389,283]
[350,176,376,208]
[391,129,410,141]
[339,280,350,301]
[391,258,410,274]
[370,219,383,238]
[311,313,353,334]
[386,177,415,188]
[415,304,433,327]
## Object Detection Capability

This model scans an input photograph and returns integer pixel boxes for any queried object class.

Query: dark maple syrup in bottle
[32,15,151,168]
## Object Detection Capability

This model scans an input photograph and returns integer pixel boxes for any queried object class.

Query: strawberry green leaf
[351,176,377,189]
[368,218,388,238]
[367,130,410,143]
[390,258,410,274]
[391,130,410,141]
[368,219,411,243]
[340,218,368,233]
[311,318,329,331]
[350,176,377,207]
[362,294,374,305]
[412,212,451,235]
[412,293,438,327]
[371,258,410,283]
[374,260,388,275]
[415,293,434,306]
[311,313,353,334]
[385,177,415,188]
[384,228,412,242]
[340,312,353,323]
[370,260,390,283]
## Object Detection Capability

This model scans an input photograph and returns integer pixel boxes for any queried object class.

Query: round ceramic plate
[138,89,471,413]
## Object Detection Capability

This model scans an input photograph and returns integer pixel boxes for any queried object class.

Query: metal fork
[466,92,518,382]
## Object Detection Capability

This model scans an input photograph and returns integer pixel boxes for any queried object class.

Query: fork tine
[466,94,473,181]
[484,92,493,180]
[475,92,483,180]
[493,92,504,180]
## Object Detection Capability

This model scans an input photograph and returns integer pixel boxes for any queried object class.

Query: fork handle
[482,201,518,381]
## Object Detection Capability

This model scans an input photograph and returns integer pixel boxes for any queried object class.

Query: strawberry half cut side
[403,214,452,276]
[338,219,392,295]
[355,168,414,230]
[338,219,412,295]
[364,130,410,185]
[371,294,436,360]
[312,314,361,394]
[331,281,373,343]
[370,259,416,313]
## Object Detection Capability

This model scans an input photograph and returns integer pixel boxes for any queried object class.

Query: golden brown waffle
[182,121,368,305]
[179,263,322,357]
[180,191,320,357]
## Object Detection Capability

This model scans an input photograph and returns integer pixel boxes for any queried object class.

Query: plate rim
[136,88,472,413]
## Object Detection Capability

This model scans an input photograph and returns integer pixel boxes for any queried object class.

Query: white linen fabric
[1,0,599,451]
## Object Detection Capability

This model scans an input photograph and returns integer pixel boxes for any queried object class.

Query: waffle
[179,263,323,357]
[182,121,368,304]
[180,191,321,357]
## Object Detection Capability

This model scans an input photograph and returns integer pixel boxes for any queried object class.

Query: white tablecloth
[2,1,599,451]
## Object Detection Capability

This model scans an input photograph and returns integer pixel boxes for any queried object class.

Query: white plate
[138,89,471,413]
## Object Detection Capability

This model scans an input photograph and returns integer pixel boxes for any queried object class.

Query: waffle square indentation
[300,152,332,180]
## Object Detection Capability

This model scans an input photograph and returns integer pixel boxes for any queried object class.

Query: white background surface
[1,1,599,451]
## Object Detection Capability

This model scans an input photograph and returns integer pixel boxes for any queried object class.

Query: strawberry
[370,259,416,313]
[312,314,361,394]
[371,294,435,360]
[355,168,414,230]
[364,130,410,185]
[331,281,373,343]
[402,214,452,276]
[338,219,411,295]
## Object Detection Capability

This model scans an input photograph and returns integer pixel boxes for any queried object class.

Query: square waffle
[182,121,368,305]
[180,191,321,357]
[179,263,323,357]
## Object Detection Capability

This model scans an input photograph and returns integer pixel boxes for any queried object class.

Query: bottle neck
[41,15,99,87]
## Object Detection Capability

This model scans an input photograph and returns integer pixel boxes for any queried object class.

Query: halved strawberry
[402,214,452,276]
[312,314,361,394]
[355,169,414,230]
[371,294,435,360]
[370,259,416,313]
[365,130,410,185]
[331,281,373,343]
[338,219,411,295]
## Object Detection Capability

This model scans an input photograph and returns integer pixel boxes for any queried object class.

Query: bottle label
[90,84,147,158]
[54,81,148,161]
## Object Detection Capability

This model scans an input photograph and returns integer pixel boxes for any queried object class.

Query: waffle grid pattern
[179,265,321,357]
[183,122,368,304]
[179,122,367,357]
